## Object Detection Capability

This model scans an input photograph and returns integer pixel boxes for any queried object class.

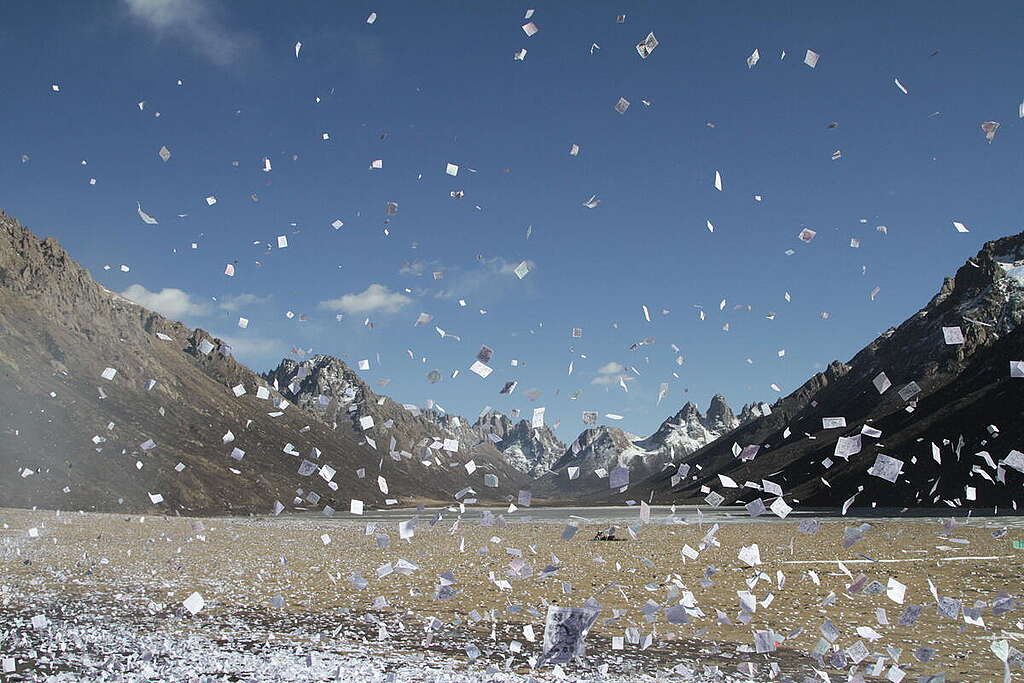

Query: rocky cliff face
[634,394,747,455]
[473,412,566,478]
[705,394,737,432]
[0,212,524,514]
[624,233,1024,510]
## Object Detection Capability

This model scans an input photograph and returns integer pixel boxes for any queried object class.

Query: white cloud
[218,293,272,311]
[597,361,625,375]
[592,374,635,386]
[123,0,250,66]
[592,362,633,386]
[120,284,210,319]
[217,334,287,364]
[319,284,411,314]
[399,260,430,277]
[431,256,537,301]
[498,259,536,276]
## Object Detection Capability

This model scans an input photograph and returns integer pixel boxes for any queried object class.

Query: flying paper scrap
[636,32,658,59]
[538,606,600,666]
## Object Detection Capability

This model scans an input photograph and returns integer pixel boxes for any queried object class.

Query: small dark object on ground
[593,526,626,541]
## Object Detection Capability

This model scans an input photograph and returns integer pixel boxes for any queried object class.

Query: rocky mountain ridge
[532,394,753,499]
[262,355,544,482]
[621,233,1024,510]
[0,211,525,514]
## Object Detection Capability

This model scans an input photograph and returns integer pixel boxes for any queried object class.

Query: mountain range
[261,354,565,480]
[620,232,1024,512]
[0,211,526,514]
[531,395,756,499]
[2,208,1022,514]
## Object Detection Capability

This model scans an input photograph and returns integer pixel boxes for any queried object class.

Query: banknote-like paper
[538,606,600,666]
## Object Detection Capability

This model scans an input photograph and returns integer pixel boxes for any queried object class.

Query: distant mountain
[262,355,565,480]
[473,411,566,478]
[532,395,752,500]
[262,355,530,482]
[9,203,1017,514]
[0,212,525,514]
[623,233,1024,510]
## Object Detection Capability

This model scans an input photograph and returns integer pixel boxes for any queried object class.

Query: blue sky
[1,0,1022,439]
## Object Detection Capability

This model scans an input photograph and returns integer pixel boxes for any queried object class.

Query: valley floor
[0,507,1022,682]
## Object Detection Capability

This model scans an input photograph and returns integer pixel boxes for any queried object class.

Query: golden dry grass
[1,507,1021,681]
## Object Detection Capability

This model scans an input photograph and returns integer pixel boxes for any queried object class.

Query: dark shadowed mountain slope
[0,211,524,514]
[622,233,1024,511]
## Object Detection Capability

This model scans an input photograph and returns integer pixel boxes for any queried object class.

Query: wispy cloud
[592,373,635,386]
[497,259,536,276]
[218,293,272,312]
[122,0,251,66]
[592,361,633,386]
[431,256,537,301]
[216,333,288,369]
[319,283,411,314]
[399,260,432,277]
[120,284,210,318]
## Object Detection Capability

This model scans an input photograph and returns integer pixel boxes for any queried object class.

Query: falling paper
[738,543,761,566]
[942,326,964,345]
[182,592,205,615]
[636,32,658,59]
[887,578,906,604]
[869,453,903,483]
[980,121,1000,143]
[834,434,862,458]
[136,202,158,225]
[470,361,493,378]
[538,606,600,666]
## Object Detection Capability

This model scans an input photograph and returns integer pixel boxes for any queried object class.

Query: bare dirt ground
[1,507,1022,681]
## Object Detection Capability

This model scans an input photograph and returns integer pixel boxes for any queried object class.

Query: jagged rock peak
[474,411,514,435]
[576,425,633,452]
[737,403,759,423]
[705,394,737,431]
[476,411,566,478]
[673,401,703,421]
[271,354,358,381]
